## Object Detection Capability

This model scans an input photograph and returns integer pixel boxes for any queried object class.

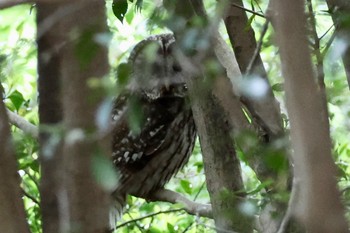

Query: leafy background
[1,0,349,232]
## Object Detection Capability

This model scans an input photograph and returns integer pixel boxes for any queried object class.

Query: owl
[111,34,197,216]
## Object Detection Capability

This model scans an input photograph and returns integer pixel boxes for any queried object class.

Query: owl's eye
[172,64,182,73]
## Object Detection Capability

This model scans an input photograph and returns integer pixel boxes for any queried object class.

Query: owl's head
[126,34,186,99]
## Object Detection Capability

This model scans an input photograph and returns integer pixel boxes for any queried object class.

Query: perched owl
[111,34,197,218]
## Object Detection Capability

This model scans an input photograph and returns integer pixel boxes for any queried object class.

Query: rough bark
[56,1,111,232]
[36,3,64,233]
[223,2,291,232]
[325,0,350,89]
[188,72,253,233]
[0,86,30,233]
[271,0,349,232]
[223,0,283,138]
[164,0,254,232]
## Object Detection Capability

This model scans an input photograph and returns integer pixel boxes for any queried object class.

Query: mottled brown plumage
[111,34,196,217]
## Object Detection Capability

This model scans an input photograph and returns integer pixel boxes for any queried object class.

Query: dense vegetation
[1,0,349,232]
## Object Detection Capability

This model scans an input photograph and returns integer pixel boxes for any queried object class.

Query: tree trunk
[164,0,255,231]
[0,85,30,233]
[54,1,111,232]
[271,0,349,232]
[37,3,64,233]
[223,0,283,139]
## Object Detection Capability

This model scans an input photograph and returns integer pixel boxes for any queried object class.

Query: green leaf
[128,96,144,135]
[74,27,99,67]
[8,90,25,110]
[135,0,143,12]
[272,83,284,92]
[92,154,119,192]
[112,0,128,23]
[117,63,131,86]
[245,15,255,31]
[180,179,192,194]
[167,222,176,233]
[125,6,135,24]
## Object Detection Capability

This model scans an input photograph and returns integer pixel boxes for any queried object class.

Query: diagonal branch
[146,189,212,218]
[6,109,38,139]
[116,208,185,229]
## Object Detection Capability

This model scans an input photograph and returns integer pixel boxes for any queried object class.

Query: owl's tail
[109,194,126,232]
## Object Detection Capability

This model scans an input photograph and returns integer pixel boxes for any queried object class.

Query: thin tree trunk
[271,0,349,232]
[164,0,254,232]
[57,1,111,232]
[223,0,283,139]
[36,3,64,233]
[0,85,30,233]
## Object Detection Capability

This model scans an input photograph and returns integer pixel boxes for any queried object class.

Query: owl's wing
[111,95,184,169]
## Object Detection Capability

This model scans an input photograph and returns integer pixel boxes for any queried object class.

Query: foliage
[1,0,350,232]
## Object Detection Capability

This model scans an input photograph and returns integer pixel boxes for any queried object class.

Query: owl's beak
[163,78,171,91]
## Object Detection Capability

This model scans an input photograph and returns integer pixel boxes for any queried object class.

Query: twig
[22,188,40,206]
[230,2,265,18]
[116,208,185,229]
[23,169,40,190]
[245,19,270,76]
[182,181,207,233]
[321,27,336,58]
[195,217,239,233]
[6,109,38,139]
[306,0,326,90]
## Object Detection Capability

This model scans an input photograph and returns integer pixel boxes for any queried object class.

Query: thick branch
[147,189,212,218]
[6,109,38,139]
[0,0,67,10]
[223,0,283,139]
[164,0,254,232]
[0,96,30,233]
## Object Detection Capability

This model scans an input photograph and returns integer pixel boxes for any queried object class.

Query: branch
[0,0,68,10]
[245,20,270,76]
[22,188,40,207]
[116,208,185,229]
[230,3,265,18]
[146,189,213,218]
[0,0,32,10]
[6,109,38,139]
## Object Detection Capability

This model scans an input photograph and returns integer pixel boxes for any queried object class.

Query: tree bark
[36,3,64,233]
[164,0,254,232]
[56,1,111,232]
[223,0,283,139]
[0,86,30,233]
[271,0,349,232]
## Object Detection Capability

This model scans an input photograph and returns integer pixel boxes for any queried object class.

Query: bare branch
[0,0,32,10]
[245,20,270,76]
[116,208,185,229]
[0,0,68,10]
[147,189,212,218]
[230,2,265,18]
[22,188,40,207]
[6,109,38,139]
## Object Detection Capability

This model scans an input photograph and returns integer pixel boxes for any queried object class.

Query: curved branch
[6,109,38,139]
[116,208,185,229]
[145,189,212,218]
